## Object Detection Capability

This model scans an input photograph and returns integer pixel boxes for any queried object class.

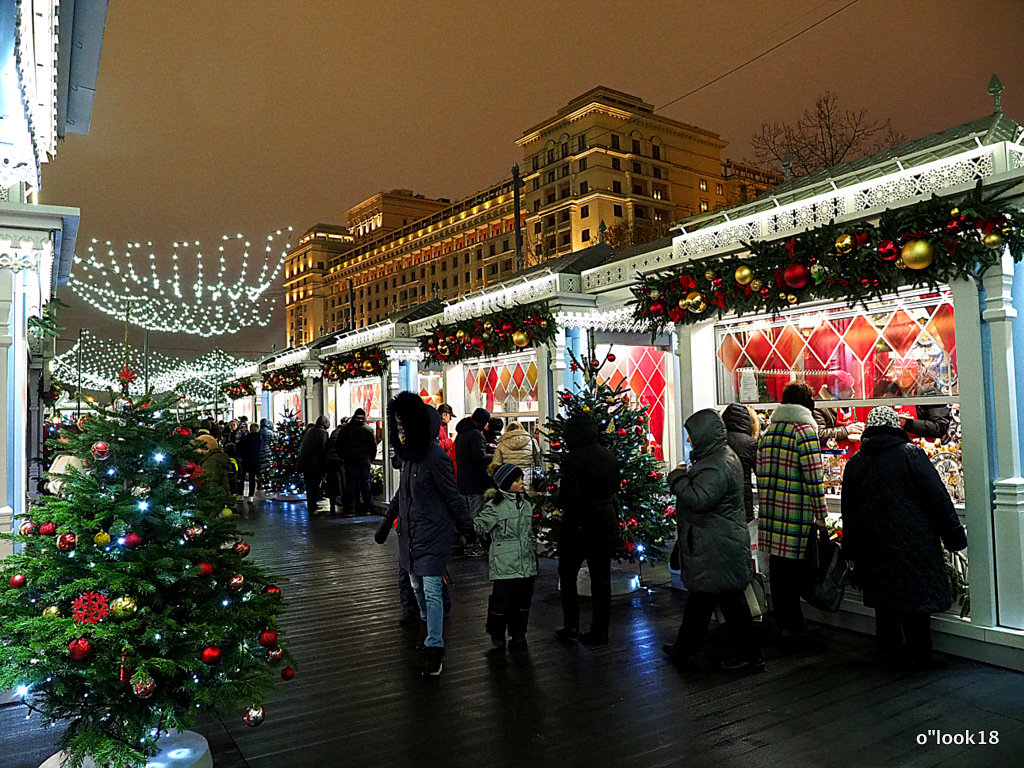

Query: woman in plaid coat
[756,382,827,641]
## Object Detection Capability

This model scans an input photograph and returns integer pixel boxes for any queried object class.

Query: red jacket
[439,423,457,477]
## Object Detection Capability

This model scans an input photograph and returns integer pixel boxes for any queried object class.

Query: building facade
[283,87,780,339]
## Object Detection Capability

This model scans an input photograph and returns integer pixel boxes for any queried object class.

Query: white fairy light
[69,228,293,336]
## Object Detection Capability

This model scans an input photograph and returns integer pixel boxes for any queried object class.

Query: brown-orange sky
[40,0,1024,359]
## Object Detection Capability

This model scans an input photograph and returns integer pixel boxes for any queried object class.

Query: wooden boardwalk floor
[3,499,1023,768]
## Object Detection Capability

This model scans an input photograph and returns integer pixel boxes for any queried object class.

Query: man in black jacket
[454,407,493,520]
[337,408,378,515]
[296,416,330,514]
[555,412,621,646]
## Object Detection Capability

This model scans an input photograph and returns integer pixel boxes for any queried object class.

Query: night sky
[39,0,1024,360]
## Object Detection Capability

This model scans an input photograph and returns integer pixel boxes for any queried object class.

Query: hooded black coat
[296,416,330,474]
[386,392,473,576]
[454,417,493,495]
[668,409,751,593]
[557,413,621,549]
[841,425,966,613]
[337,412,377,465]
[721,403,757,522]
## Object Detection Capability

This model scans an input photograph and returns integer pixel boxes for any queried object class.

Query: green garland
[631,187,1024,334]
[322,347,388,382]
[420,302,557,363]
[221,379,255,399]
[261,364,305,392]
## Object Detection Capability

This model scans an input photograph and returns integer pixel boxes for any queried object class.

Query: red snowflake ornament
[117,364,137,385]
[72,591,110,624]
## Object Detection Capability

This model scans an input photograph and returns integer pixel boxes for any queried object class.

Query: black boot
[422,646,444,676]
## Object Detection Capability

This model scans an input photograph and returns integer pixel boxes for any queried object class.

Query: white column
[981,256,1024,629]
[950,275,997,628]
[0,269,14,554]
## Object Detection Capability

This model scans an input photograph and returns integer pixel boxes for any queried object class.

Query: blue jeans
[409,574,445,648]
[400,567,450,616]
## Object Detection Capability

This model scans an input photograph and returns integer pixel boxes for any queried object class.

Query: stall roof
[520,242,616,277]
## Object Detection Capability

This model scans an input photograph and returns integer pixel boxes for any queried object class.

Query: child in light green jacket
[475,463,537,650]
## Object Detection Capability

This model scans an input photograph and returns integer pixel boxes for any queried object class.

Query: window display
[593,344,670,462]
[465,353,539,418]
[418,371,444,407]
[716,290,961,504]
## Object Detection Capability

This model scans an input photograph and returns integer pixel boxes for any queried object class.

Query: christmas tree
[533,349,676,559]
[267,408,304,497]
[0,378,293,768]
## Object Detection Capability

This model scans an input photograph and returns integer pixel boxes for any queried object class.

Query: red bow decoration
[709,291,727,309]
[678,275,696,291]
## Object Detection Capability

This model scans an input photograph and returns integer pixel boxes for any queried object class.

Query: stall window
[594,344,670,462]
[465,353,539,419]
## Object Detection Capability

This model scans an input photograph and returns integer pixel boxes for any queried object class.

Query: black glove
[374,517,393,544]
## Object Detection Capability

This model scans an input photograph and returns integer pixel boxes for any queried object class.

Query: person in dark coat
[194,434,233,499]
[375,392,473,676]
[841,406,967,669]
[484,416,505,450]
[338,408,378,515]
[454,408,494,515]
[555,412,621,646]
[295,415,330,514]
[258,418,275,486]
[324,422,345,516]
[238,423,263,502]
[721,403,758,522]
[664,409,762,672]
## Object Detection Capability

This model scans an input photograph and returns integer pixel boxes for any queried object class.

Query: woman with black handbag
[841,406,967,670]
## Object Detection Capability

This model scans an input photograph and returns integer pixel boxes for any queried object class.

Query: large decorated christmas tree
[0,378,293,768]
[267,409,304,497]
[533,349,676,559]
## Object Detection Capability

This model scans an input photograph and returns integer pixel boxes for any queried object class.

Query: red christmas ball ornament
[244,705,265,727]
[123,532,143,549]
[262,584,281,595]
[471,335,485,351]
[9,574,27,589]
[550,441,562,450]
[636,416,646,424]
[258,629,278,647]
[561,392,572,402]
[233,541,251,558]
[782,262,810,290]
[18,521,38,536]
[197,562,214,577]
[90,441,111,461]
[133,677,156,699]
[590,358,601,369]
[649,301,664,316]
[201,644,222,664]
[617,428,627,436]
[281,666,295,681]
[620,478,628,486]
[607,353,616,362]
[266,647,284,664]
[68,637,93,661]
[57,533,77,552]
[634,426,645,435]
[500,321,514,333]
[39,522,56,536]
[228,574,245,591]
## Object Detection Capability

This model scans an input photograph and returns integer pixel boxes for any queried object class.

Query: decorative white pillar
[0,268,15,554]
[950,275,997,628]
[981,256,1024,629]
[301,364,322,421]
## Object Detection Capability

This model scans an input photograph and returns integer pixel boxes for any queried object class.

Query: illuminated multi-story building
[282,87,780,339]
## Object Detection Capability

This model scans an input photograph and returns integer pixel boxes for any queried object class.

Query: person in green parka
[474,463,538,651]
[663,409,763,673]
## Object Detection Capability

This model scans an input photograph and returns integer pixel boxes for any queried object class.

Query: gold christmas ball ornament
[684,291,707,314]
[786,294,799,304]
[984,232,1004,250]
[749,278,763,292]
[704,269,717,281]
[42,605,61,618]
[110,596,138,618]
[949,207,960,217]
[93,531,111,547]
[455,329,466,341]
[512,330,530,348]
[900,239,934,270]
[835,233,854,254]
[734,265,754,285]
[895,258,907,269]
[482,321,493,332]
[361,359,375,372]
[220,507,235,519]
[677,297,689,310]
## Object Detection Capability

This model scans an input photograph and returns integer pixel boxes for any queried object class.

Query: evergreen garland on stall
[322,346,388,382]
[0,385,294,768]
[261,365,305,392]
[420,302,557,363]
[221,379,255,399]
[267,409,304,496]
[631,186,1024,335]
[532,349,676,560]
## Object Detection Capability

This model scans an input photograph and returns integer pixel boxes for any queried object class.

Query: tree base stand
[40,730,213,768]
[573,565,642,597]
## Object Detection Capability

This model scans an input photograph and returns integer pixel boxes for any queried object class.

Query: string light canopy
[50,330,244,402]
[68,229,294,336]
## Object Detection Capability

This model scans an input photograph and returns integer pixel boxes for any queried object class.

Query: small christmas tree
[0,377,293,768]
[267,409,304,497]
[533,349,676,559]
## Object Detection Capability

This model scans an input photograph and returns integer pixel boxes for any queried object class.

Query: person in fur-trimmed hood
[376,391,473,676]
[756,382,827,644]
